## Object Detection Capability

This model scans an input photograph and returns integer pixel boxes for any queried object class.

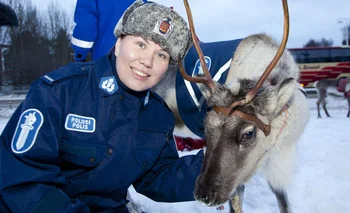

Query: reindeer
[315,78,350,118]
[154,0,310,212]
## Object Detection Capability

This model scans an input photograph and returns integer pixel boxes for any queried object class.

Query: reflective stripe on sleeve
[71,37,94,49]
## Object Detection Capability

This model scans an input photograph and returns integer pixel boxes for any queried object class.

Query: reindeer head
[196,69,296,206]
[179,0,296,206]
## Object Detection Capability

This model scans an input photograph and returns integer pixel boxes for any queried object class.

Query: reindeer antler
[178,0,216,90]
[229,0,290,110]
[180,0,289,137]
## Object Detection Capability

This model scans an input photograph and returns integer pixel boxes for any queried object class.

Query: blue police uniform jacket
[71,0,135,61]
[176,39,242,138]
[0,54,203,213]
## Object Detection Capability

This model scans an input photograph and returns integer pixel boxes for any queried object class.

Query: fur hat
[114,0,192,62]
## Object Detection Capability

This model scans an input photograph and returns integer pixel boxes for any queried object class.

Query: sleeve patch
[11,109,44,154]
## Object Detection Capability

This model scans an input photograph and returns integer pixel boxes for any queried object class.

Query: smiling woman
[0,1,205,213]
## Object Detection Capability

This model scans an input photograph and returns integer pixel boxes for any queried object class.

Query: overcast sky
[31,0,350,48]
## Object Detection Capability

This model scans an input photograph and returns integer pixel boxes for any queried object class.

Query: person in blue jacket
[71,0,135,62]
[0,1,203,212]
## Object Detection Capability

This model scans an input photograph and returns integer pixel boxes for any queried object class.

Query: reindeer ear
[275,78,296,111]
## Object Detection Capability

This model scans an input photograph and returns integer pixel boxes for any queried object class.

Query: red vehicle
[289,46,350,87]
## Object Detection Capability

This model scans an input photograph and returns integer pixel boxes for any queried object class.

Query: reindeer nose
[195,194,210,204]
[202,196,210,203]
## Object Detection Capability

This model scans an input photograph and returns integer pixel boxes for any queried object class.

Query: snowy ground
[0,95,349,213]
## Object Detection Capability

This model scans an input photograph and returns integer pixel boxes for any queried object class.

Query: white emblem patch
[65,114,96,133]
[11,109,44,154]
[99,76,118,94]
[192,56,212,77]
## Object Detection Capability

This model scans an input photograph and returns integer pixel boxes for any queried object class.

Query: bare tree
[6,0,46,85]
[341,24,350,46]
[304,38,334,47]
[0,0,18,86]
[45,1,73,68]
[2,0,74,86]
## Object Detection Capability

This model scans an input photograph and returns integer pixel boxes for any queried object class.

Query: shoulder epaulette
[41,62,94,85]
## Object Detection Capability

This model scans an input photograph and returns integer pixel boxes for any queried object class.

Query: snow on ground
[0,95,349,213]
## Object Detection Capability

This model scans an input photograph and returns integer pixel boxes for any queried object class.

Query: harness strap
[278,105,288,136]
[278,87,306,136]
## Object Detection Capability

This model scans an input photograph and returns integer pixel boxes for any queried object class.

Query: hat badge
[154,17,173,39]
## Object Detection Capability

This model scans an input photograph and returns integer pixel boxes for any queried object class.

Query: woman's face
[115,35,170,91]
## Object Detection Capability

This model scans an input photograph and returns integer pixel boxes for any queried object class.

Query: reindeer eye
[239,126,256,148]
[241,131,255,141]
